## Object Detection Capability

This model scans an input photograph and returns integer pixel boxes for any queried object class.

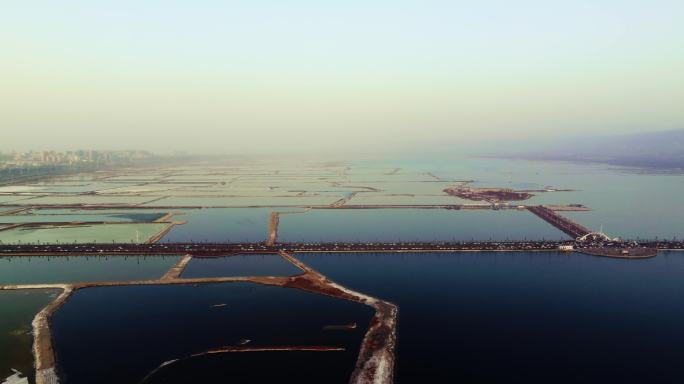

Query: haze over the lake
[2,0,683,153]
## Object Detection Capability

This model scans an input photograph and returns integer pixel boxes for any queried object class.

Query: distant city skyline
[2,1,683,153]
[0,149,152,167]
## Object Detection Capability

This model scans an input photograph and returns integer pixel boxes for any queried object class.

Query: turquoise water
[0,222,169,244]
[145,195,339,207]
[0,212,166,223]
[0,255,180,284]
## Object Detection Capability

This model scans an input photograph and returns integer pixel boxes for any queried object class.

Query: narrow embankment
[527,205,591,238]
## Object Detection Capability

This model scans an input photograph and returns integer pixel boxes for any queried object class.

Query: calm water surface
[181,254,302,278]
[279,209,568,242]
[381,157,684,240]
[52,282,374,384]
[142,351,359,383]
[297,251,684,383]
[0,255,180,285]
[161,208,272,243]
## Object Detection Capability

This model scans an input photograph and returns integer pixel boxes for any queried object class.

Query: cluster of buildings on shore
[0,150,153,168]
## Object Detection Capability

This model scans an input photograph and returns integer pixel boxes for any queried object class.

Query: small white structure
[558,245,574,252]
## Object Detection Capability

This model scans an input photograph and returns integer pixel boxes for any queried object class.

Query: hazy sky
[1,1,682,153]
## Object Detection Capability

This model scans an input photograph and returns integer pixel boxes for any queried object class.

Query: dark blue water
[181,254,303,278]
[142,351,359,383]
[297,251,684,383]
[51,282,374,384]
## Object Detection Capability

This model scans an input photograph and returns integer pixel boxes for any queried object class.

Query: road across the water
[0,240,681,256]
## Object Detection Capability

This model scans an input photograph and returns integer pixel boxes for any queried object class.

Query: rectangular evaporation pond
[0,289,61,382]
[347,194,470,205]
[0,212,167,224]
[0,196,35,204]
[181,254,303,278]
[346,181,456,195]
[13,195,158,205]
[0,223,170,244]
[145,196,338,207]
[278,209,569,242]
[51,282,374,384]
[100,175,166,181]
[0,255,180,285]
[161,208,275,243]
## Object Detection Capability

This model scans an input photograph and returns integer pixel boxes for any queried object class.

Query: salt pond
[0,255,180,284]
[0,223,169,244]
[278,208,569,242]
[161,208,274,243]
[52,282,374,384]
[180,254,302,278]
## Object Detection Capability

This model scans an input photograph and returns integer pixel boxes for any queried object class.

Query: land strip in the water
[266,209,310,245]
[1,250,397,384]
[527,205,592,238]
[160,254,192,279]
[0,202,588,210]
[0,240,675,258]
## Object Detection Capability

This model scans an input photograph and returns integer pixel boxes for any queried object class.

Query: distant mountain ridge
[504,129,684,169]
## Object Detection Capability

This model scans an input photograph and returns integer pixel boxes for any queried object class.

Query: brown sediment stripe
[266,212,279,245]
[0,276,291,292]
[0,223,25,232]
[0,207,31,216]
